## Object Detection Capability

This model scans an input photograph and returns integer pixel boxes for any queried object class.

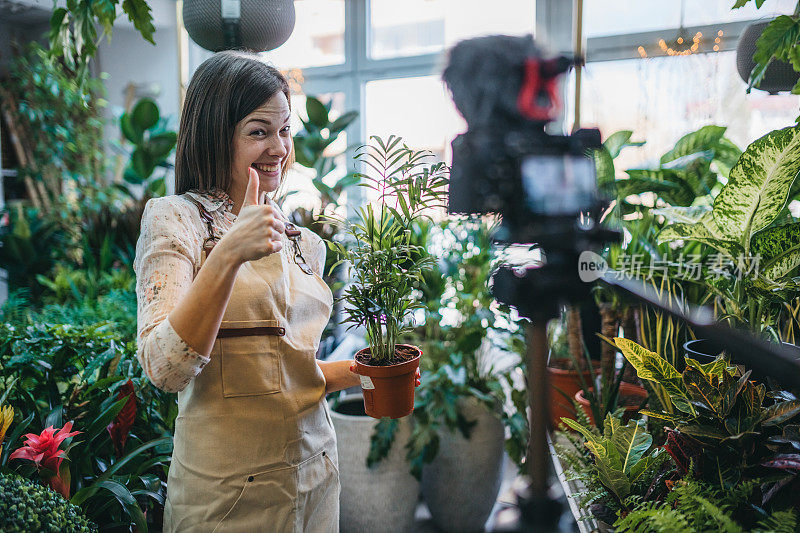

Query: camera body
[448,123,602,243]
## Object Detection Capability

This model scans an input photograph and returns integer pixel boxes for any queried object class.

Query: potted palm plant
[326,135,448,419]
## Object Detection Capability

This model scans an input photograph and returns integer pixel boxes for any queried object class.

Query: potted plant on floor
[547,306,594,427]
[404,217,526,532]
[326,135,448,419]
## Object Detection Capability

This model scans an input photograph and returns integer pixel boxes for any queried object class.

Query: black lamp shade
[736,20,800,95]
[183,0,296,52]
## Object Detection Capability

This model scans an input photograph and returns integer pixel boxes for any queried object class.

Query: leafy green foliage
[658,127,800,336]
[325,135,448,364]
[562,414,667,505]
[751,15,800,94]
[48,0,155,85]
[3,43,106,208]
[0,323,177,530]
[616,337,800,503]
[600,126,738,218]
[0,474,95,532]
[118,98,177,199]
[289,95,360,329]
[0,206,61,297]
[615,480,797,532]
[364,218,527,475]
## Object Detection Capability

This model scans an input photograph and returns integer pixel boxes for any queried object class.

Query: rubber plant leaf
[131,97,159,131]
[614,337,697,416]
[713,126,800,243]
[751,222,800,281]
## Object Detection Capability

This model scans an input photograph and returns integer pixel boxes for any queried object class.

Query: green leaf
[594,147,616,195]
[714,127,800,244]
[585,438,631,501]
[614,337,696,415]
[146,131,177,159]
[94,480,148,532]
[121,0,156,45]
[661,125,726,165]
[306,96,329,128]
[683,367,723,416]
[762,400,800,426]
[329,110,358,133]
[754,16,800,66]
[120,113,143,145]
[131,98,159,131]
[658,213,742,258]
[678,424,728,440]
[652,205,711,225]
[751,222,800,280]
[603,130,635,158]
[131,148,155,180]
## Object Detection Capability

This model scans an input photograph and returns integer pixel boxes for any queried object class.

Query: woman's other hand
[218,167,285,265]
[349,361,422,387]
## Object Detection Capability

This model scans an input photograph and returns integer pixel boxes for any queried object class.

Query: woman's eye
[251,129,266,137]
[280,125,291,134]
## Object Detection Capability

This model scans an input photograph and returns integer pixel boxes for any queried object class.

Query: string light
[640,29,723,57]
[635,0,724,58]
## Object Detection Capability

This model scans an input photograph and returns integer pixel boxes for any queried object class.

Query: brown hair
[175,50,293,195]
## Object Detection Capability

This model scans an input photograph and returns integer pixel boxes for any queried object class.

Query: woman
[134,51,417,532]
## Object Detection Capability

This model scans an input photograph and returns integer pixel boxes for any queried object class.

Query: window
[263,0,345,69]
[365,75,464,161]
[585,0,796,39]
[369,0,535,60]
[564,0,800,169]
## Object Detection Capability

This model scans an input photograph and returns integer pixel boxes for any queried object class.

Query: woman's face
[230,91,292,198]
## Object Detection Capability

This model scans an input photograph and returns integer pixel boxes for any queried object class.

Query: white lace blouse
[133,189,325,393]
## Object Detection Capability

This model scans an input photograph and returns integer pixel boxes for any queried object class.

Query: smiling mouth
[252,162,280,173]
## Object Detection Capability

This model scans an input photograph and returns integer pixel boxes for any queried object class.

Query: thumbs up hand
[218,167,285,266]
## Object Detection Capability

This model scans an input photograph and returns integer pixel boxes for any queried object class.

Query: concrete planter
[330,394,419,533]
[421,398,505,533]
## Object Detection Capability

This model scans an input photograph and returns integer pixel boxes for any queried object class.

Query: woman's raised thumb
[242,167,261,206]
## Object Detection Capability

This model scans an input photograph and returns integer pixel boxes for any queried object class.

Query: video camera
[443,34,614,320]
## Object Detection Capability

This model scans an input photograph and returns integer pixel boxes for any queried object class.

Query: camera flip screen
[520,155,597,216]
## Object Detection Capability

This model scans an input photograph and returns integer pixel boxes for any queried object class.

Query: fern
[616,480,798,532]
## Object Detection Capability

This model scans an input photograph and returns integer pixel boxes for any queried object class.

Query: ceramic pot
[330,395,420,533]
[421,398,505,532]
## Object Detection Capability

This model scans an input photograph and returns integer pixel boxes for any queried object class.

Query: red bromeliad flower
[107,380,137,457]
[10,421,81,473]
[9,421,81,498]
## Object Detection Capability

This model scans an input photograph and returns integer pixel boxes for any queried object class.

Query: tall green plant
[659,126,800,335]
[326,136,448,364]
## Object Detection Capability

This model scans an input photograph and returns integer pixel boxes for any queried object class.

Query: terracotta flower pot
[355,344,421,419]
[574,382,648,426]
[548,364,595,428]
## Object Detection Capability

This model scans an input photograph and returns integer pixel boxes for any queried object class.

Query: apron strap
[192,197,315,276]
[217,326,286,338]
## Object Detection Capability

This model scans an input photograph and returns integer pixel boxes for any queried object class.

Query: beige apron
[163,200,339,533]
